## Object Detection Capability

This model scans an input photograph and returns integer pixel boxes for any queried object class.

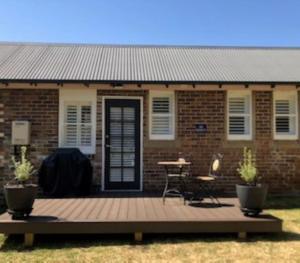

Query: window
[59,89,96,154]
[273,90,298,140]
[227,90,252,140]
[149,91,175,140]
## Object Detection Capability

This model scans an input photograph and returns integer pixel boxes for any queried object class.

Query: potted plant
[4,146,38,219]
[236,147,268,216]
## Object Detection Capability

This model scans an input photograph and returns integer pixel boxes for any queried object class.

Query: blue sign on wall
[195,123,208,134]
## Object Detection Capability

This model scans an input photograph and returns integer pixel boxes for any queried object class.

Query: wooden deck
[0,196,282,246]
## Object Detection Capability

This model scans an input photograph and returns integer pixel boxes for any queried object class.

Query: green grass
[0,197,299,263]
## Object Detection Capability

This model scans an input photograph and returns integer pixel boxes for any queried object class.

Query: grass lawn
[0,197,299,263]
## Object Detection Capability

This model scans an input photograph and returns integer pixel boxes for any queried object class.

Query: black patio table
[158,160,191,204]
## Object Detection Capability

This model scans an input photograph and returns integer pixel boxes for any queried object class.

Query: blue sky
[0,0,300,46]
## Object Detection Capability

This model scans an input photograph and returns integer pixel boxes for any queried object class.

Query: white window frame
[273,90,298,140]
[227,90,252,140]
[149,91,175,140]
[59,89,97,154]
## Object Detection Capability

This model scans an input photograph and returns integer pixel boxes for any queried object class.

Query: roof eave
[1,79,300,86]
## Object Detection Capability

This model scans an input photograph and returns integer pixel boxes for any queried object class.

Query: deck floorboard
[0,196,282,235]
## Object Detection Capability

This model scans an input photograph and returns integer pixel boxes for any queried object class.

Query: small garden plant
[11,146,35,184]
[237,147,257,185]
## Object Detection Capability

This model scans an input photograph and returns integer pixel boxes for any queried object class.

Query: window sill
[149,136,175,140]
[58,145,95,155]
[227,136,252,141]
[144,138,181,148]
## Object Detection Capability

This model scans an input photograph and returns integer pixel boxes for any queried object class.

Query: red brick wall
[1,89,59,188]
[0,92,4,186]
[253,91,300,193]
[1,88,300,195]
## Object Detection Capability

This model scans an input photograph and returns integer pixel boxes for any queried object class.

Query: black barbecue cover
[38,148,93,197]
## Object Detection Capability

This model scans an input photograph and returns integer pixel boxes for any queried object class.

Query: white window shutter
[275,100,291,133]
[229,97,246,135]
[80,105,92,146]
[153,97,170,113]
[227,91,252,140]
[152,97,171,135]
[150,92,175,140]
[59,89,96,154]
[274,91,298,139]
[64,105,78,146]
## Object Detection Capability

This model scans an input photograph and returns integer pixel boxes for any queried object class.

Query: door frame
[101,96,143,191]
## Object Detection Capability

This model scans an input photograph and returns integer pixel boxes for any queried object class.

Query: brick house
[0,42,300,195]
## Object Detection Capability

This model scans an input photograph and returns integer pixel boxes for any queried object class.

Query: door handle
[106,144,111,148]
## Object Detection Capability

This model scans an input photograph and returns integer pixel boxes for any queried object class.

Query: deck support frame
[134,232,143,242]
[238,232,247,239]
[24,233,34,247]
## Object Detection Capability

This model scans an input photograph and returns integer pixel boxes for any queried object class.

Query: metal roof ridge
[0,41,300,50]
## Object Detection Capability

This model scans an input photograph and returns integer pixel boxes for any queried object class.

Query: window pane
[123,137,135,152]
[110,153,122,167]
[110,122,122,136]
[124,122,135,136]
[110,107,122,121]
[152,115,171,135]
[123,153,135,167]
[123,107,135,121]
[229,116,245,134]
[65,105,78,123]
[123,168,134,182]
[276,100,290,115]
[110,168,122,182]
[152,97,170,113]
[80,124,92,146]
[276,116,289,133]
[81,105,91,123]
[229,97,246,114]
[110,137,122,152]
[64,124,77,146]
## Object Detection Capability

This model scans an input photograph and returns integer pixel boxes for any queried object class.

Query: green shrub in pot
[4,146,38,219]
[236,147,268,217]
[237,147,257,185]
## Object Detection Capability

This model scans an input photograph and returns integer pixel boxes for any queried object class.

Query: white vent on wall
[12,121,31,145]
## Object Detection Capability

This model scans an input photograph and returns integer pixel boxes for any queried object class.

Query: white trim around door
[101,96,143,191]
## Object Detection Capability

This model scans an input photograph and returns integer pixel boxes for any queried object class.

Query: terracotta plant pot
[4,184,38,220]
[236,184,268,217]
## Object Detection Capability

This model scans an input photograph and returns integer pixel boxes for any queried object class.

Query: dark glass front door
[104,99,141,190]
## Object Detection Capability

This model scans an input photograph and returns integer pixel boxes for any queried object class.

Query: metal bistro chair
[193,153,223,206]
[162,160,191,205]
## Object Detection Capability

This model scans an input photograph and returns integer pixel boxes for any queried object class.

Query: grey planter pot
[4,184,38,220]
[236,184,268,217]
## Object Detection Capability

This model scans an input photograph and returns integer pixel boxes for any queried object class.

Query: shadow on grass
[265,196,300,210]
[1,230,300,251]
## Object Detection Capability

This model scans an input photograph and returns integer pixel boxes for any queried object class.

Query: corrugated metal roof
[1,42,300,83]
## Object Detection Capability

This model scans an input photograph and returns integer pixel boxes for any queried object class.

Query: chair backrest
[208,153,223,177]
